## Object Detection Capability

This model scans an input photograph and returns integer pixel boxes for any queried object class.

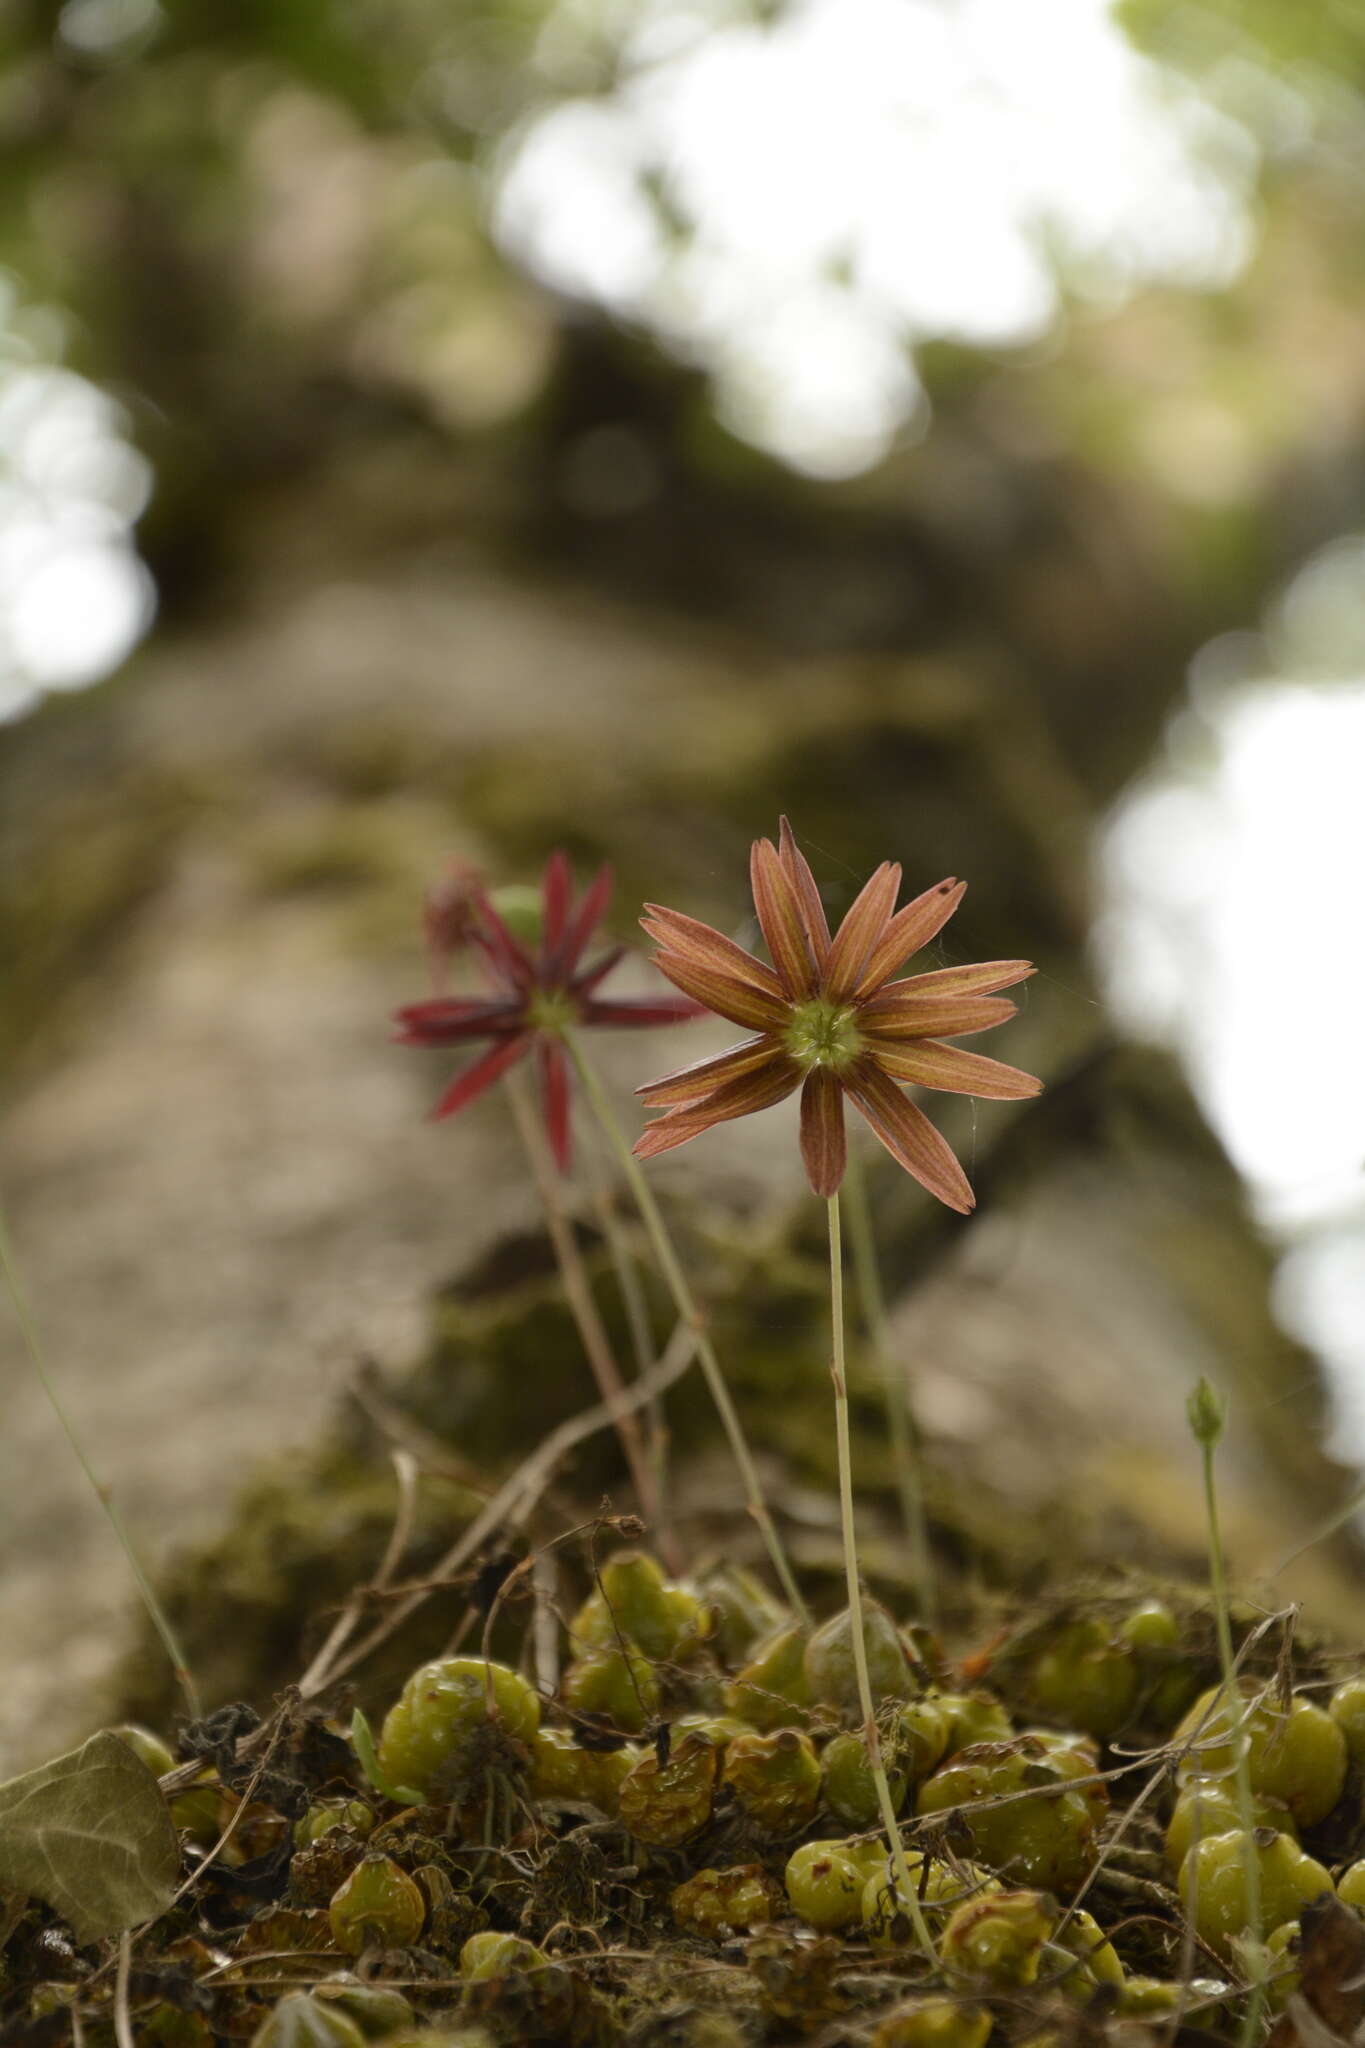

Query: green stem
[843,1146,935,1622]
[1200,1432,1264,2046]
[503,1067,674,1564]
[829,1191,936,1966]
[0,1201,201,1719]
[563,1030,809,1624]
[589,1175,678,1567]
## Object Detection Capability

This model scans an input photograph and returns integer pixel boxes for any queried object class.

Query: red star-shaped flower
[632,819,1042,1209]
[395,852,701,1170]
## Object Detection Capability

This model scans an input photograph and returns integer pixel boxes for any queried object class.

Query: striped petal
[632,1057,802,1158]
[750,837,818,995]
[844,1058,975,1213]
[632,1113,713,1163]
[877,959,1036,1000]
[824,861,902,1000]
[570,944,627,999]
[872,1039,1042,1100]
[642,904,785,996]
[473,891,536,993]
[853,879,965,995]
[778,815,831,965]
[540,850,571,964]
[430,1032,532,1120]
[561,863,614,976]
[538,1037,572,1170]
[799,1067,847,1197]
[858,993,1019,1040]
[394,996,524,1044]
[580,994,708,1027]
[636,1035,777,1106]
[652,950,791,1032]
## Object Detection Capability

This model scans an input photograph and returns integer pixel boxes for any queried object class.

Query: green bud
[1187,1377,1227,1448]
[460,1931,548,1980]
[488,884,542,944]
[311,1982,414,2039]
[250,1994,367,2048]
[110,1724,176,1778]
[328,1855,426,1955]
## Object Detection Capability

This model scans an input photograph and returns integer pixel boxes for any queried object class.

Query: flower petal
[844,1058,975,1212]
[778,815,831,966]
[872,1039,1042,1100]
[642,905,785,996]
[853,878,965,995]
[540,850,572,965]
[651,950,792,1032]
[636,1035,777,1106]
[633,1056,801,1157]
[882,959,1036,1000]
[750,837,818,995]
[538,1037,572,1170]
[799,1068,847,1197]
[571,944,627,999]
[858,993,1019,1040]
[580,994,708,1027]
[429,1032,532,1119]
[824,861,902,1000]
[561,863,614,976]
[474,891,536,993]
[670,1055,802,1127]
[394,996,524,1044]
[632,1114,712,1162]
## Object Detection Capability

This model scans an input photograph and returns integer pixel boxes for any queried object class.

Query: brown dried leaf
[1268,1892,1365,2048]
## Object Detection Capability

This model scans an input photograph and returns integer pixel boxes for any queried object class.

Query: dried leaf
[1268,1893,1365,2048]
[0,1729,180,1942]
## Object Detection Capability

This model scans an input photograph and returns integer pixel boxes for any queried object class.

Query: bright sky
[496,0,1256,473]
[0,283,154,722]
[1098,543,1365,1452]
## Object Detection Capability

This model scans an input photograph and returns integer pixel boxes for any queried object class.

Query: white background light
[497,0,1258,473]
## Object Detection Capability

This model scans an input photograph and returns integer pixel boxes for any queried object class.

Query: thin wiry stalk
[294,1315,700,1703]
[842,1144,935,1621]
[587,1162,676,1558]
[296,1449,420,1698]
[828,1190,936,1966]
[564,1029,809,1623]
[0,1202,200,1718]
[504,1065,677,1567]
[1191,1387,1264,2047]
[113,1934,135,2048]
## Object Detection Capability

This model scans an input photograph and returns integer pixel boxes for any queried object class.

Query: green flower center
[784,999,863,1074]
[527,988,577,1034]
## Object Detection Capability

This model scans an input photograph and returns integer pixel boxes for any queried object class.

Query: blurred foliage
[1120,0,1365,87]
[1,0,1363,729]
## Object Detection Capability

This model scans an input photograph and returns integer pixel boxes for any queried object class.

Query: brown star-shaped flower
[632,819,1041,1209]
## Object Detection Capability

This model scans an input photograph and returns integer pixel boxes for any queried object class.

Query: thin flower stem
[588,1172,678,1566]
[842,1145,935,1622]
[590,1180,656,1378]
[1195,1404,1263,2048]
[0,1201,201,1719]
[503,1066,677,1567]
[828,1191,937,1967]
[563,1029,809,1624]
[589,1163,671,1540]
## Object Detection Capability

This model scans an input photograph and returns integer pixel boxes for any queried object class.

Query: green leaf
[0,1729,180,1942]
[348,1709,424,1807]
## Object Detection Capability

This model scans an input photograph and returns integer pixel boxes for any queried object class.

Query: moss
[115,1205,1051,1727]
[114,1443,488,1735]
